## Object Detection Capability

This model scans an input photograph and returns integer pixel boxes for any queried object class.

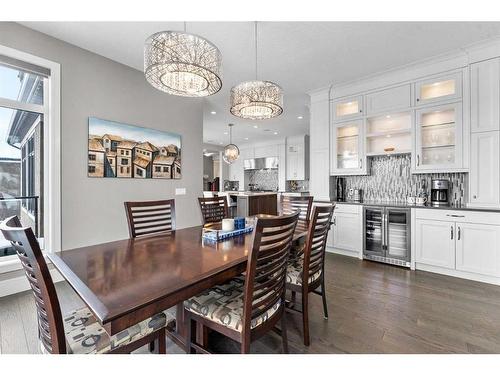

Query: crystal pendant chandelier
[223,124,240,164]
[144,23,222,97]
[230,22,283,120]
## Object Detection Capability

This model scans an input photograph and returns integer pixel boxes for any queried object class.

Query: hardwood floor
[2,253,500,354]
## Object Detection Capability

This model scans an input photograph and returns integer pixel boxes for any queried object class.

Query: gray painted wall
[0,22,204,250]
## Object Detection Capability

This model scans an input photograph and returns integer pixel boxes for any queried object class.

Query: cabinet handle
[333,216,336,226]
[451,225,454,240]
[360,158,362,169]
[359,109,363,113]
[446,214,465,218]
[458,226,461,241]
[473,195,477,199]
[417,155,420,166]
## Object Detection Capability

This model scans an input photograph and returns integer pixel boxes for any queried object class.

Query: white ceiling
[20,22,500,146]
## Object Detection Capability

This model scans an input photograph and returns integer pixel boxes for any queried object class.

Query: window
[0,49,60,259]
[121,158,128,165]
[176,166,181,174]
[120,166,123,173]
[88,153,96,161]
[88,165,95,174]
[155,166,161,172]
[163,166,169,173]
[121,149,124,155]
[136,168,143,177]
[126,150,129,156]
[126,167,130,173]
[109,158,113,165]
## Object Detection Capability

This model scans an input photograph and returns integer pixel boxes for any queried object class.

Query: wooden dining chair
[0,216,167,354]
[280,195,313,222]
[285,204,335,346]
[198,196,229,225]
[124,199,176,237]
[184,212,300,354]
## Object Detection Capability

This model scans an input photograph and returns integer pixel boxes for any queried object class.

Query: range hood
[243,157,279,170]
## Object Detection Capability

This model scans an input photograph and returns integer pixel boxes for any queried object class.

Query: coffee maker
[430,179,450,206]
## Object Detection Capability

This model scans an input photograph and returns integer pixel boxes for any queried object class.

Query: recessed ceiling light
[297,116,303,120]
[253,125,258,129]
[219,142,223,145]
[210,111,216,115]
[224,132,228,135]
[244,137,249,140]
[274,132,278,135]
[386,115,391,119]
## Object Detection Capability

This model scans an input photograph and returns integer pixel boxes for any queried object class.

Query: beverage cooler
[363,206,411,268]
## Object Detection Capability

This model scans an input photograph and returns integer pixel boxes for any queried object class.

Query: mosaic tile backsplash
[339,154,467,205]
[245,169,279,191]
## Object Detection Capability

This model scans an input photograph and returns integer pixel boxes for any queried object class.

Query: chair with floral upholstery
[0,216,168,354]
[183,212,300,354]
[285,204,335,346]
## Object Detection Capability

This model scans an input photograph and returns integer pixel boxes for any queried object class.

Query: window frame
[0,45,61,273]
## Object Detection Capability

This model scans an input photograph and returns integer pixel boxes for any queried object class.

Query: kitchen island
[228,192,278,217]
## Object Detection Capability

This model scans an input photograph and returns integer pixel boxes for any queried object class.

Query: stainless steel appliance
[347,188,362,202]
[243,157,279,170]
[430,179,450,206]
[363,206,411,268]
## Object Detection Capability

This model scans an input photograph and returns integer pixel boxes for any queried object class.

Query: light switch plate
[175,188,186,195]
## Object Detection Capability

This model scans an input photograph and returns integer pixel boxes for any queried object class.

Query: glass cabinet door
[333,120,364,172]
[332,95,363,121]
[415,103,462,170]
[415,72,462,106]
[364,208,384,257]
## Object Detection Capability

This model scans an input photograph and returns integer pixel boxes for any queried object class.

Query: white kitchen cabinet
[332,95,363,122]
[470,58,500,133]
[229,158,244,189]
[330,119,367,175]
[415,72,462,106]
[455,222,500,277]
[414,102,463,171]
[469,131,500,207]
[415,218,455,269]
[286,135,309,180]
[365,84,411,115]
[310,148,330,200]
[254,144,278,158]
[331,209,361,253]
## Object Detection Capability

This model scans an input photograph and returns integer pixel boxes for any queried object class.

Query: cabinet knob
[359,109,362,113]
[416,98,420,102]
[473,195,477,199]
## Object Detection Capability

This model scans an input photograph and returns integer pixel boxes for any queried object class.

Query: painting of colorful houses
[88,117,181,179]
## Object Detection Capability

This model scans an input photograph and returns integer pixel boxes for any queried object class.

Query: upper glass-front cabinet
[332,95,363,121]
[415,102,463,171]
[415,72,462,106]
[331,119,367,175]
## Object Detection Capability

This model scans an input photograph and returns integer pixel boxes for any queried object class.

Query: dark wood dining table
[48,220,309,350]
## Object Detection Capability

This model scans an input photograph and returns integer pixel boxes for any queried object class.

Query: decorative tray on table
[202,226,254,242]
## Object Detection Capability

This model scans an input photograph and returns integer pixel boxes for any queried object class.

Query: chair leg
[149,341,155,353]
[321,277,328,320]
[302,291,310,346]
[186,313,196,354]
[158,328,166,354]
[281,312,289,354]
[241,340,251,354]
[291,291,297,307]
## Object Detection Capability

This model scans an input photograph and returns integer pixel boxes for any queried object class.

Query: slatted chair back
[198,196,229,225]
[124,199,176,238]
[242,212,300,336]
[281,196,313,223]
[0,216,66,354]
[302,204,335,288]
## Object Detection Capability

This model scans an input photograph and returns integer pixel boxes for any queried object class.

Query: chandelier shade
[230,80,283,120]
[144,31,222,97]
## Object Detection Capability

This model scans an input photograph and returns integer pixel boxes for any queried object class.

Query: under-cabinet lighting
[211,111,217,114]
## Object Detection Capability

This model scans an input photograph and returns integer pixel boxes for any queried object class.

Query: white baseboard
[416,263,500,286]
[0,269,64,298]
[326,246,361,259]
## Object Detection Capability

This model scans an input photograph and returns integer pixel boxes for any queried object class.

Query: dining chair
[280,195,313,222]
[184,211,300,354]
[198,196,229,225]
[0,216,167,354]
[124,199,176,237]
[285,204,335,346]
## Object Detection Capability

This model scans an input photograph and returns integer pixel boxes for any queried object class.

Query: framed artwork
[88,117,181,179]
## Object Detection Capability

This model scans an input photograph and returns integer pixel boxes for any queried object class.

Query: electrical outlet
[175,188,186,195]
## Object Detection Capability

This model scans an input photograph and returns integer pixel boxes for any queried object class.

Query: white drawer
[415,208,500,225]
[334,203,361,214]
